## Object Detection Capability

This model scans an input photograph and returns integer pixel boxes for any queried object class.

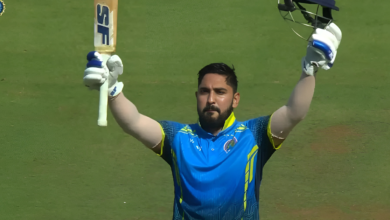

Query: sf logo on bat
[96,4,110,45]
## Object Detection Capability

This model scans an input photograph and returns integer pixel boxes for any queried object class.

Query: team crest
[0,0,5,16]
[224,137,238,153]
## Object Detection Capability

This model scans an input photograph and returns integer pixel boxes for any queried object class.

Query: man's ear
[195,91,198,98]
[233,92,240,108]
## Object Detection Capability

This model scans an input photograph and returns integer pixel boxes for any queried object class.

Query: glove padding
[83,51,124,97]
[302,23,342,76]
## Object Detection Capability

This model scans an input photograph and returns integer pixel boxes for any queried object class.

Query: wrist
[109,91,122,101]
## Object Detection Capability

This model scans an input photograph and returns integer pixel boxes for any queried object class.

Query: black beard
[198,103,234,133]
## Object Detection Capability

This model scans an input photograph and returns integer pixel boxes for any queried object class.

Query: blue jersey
[158,113,280,220]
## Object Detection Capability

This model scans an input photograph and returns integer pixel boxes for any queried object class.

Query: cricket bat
[94,0,118,126]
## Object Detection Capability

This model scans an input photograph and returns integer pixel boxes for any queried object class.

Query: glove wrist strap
[108,82,124,97]
[302,57,319,76]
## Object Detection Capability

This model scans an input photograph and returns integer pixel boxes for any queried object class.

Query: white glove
[302,23,342,76]
[83,51,124,97]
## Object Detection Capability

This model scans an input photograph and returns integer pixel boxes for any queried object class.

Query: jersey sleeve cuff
[156,123,166,156]
[267,114,283,150]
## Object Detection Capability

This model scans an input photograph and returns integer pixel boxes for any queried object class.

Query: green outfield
[1,0,390,219]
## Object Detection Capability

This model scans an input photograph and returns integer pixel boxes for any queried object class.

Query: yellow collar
[222,112,236,130]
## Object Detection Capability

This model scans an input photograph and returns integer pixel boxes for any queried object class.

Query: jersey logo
[235,124,248,133]
[179,125,198,137]
[223,137,237,153]
[97,4,110,45]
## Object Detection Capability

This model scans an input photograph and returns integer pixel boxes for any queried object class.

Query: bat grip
[97,54,111,126]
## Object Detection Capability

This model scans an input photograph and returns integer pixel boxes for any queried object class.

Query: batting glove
[302,23,342,76]
[83,51,124,97]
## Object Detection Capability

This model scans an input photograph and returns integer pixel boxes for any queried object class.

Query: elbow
[290,116,305,125]
[287,110,308,124]
[117,115,142,136]
[116,120,136,136]
[298,112,308,121]
[298,113,307,122]
[121,124,138,137]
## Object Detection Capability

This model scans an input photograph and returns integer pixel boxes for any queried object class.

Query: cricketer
[83,1,342,219]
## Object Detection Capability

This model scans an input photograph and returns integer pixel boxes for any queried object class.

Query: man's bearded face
[196,73,237,132]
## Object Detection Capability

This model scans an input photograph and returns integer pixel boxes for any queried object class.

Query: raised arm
[109,92,162,150]
[270,71,315,146]
[270,23,342,146]
[83,52,162,152]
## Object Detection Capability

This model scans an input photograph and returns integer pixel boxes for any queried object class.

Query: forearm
[109,92,141,132]
[271,71,315,138]
[109,92,162,148]
[285,71,315,121]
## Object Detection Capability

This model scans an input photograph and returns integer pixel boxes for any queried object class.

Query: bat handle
[97,53,111,127]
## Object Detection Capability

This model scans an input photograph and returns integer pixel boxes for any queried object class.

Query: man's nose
[207,91,216,104]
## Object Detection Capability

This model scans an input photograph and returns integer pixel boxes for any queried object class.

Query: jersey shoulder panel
[245,115,271,144]
[158,121,186,142]
[244,115,275,167]
[158,121,187,165]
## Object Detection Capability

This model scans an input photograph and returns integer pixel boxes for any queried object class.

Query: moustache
[203,105,220,113]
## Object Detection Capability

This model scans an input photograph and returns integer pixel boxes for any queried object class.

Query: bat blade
[94,0,118,126]
[94,0,118,53]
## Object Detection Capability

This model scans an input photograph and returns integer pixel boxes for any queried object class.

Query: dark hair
[197,63,238,93]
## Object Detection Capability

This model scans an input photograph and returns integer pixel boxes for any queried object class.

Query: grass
[1,0,389,219]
